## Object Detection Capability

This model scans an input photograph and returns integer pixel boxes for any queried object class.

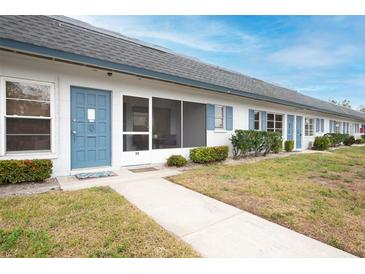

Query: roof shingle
[0,15,364,121]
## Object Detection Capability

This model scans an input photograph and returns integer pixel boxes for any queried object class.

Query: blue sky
[73,16,365,109]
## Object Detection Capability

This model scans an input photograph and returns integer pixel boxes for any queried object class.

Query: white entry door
[121,95,151,166]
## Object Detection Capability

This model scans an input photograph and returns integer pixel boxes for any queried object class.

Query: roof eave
[1,38,364,122]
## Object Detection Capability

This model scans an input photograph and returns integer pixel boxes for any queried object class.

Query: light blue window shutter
[207,104,215,130]
[321,119,324,132]
[330,120,333,133]
[261,111,267,131]
[226,106,233,131]
[316,118,320,132]
[248,109,255,130]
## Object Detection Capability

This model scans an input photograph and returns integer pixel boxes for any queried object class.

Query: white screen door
[122,95,151,166]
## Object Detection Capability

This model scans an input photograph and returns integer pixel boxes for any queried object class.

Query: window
[317,118,324,133]
[343,122,349,134]
[123,95,149,152]
[215,105,225,129]
[152,97,181,149]
[267,113,283,134]
[123,135,149,151]
[305,118,314,136]
[334,121,341,133]
[5,80,53,152]
[183,101,206,148]
[123,96,149,132]
[254,111,260,130]
[355,123,360,134]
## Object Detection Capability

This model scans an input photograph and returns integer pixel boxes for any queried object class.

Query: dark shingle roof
[0,15,364,121]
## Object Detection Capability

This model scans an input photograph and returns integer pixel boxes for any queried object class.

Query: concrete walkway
[58,167,355,258]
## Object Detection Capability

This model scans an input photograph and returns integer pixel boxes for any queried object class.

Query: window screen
[183,101,206,147]
[152,97,181,149]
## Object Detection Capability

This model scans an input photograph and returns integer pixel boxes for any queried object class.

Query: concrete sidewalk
[59,168,355,258]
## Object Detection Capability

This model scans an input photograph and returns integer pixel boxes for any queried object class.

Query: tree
[358,105,365,113]
[328,99,352,109]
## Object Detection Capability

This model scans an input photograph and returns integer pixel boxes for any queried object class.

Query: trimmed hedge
[343,135,355,146]
[284,140,294,152]
[324,133,348,147]
[355,138,364,144]
[0,159,53,184]
[166,155,188,167]
[230,130,283,158]
[313,136,332,151]
[190,146,229,164]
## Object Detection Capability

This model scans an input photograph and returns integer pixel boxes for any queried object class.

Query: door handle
[72,130,77,142]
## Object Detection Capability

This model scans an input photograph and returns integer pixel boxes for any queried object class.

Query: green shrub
[230,130,283,157]
[324,133,348,147]
[343,136,355,146]
[0,159,53,184]
[361,135,365,141]
[313,136,332,150]
[268,132,283,154]
[166,155,187,167]
[284,140,294,152]
[189,146,229,164]
[354,138,364,144]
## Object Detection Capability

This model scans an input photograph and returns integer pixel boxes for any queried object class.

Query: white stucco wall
[0,51,364,176]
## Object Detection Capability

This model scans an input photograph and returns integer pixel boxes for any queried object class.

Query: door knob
[72,130,77,135]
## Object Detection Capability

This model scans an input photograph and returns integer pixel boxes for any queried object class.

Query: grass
[169,146,365,257]
[0,187,198,258]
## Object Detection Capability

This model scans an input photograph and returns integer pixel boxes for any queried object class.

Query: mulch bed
[0,178,60,197]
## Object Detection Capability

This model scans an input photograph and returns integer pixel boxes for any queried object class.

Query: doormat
[129,167,158,173]
[75,171,116,180]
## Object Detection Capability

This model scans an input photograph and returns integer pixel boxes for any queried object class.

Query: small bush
[324,133,348,147]
[230,130,283,158]
[0,159,53,184]
[343,136,355,146]
[264,131,282,155]
[166,155,187,167]
[313,136,332,151]
[355,138,364,144]
[271,139,282,154]
[361,135,365,141]
[284,140,294,152]
[190,146,229,164]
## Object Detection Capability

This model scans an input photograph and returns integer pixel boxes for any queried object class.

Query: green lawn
[0,187,198,258]
[169,146,365,257]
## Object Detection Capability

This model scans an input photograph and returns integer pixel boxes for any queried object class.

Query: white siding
[0,51,364,176]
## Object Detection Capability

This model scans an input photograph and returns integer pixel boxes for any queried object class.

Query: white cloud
[70,15,261,53]
[269,43,358,69]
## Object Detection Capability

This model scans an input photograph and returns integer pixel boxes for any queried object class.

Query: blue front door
[287,115,294,141]
[71,86,111,169]
[296,116,303,150]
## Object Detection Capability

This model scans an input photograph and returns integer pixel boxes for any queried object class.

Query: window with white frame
[305,118,314,136]
[354,123,360,134]
[254,111,260,130]
[317,118,324,133]
[267,113,283,134]
[215,105,225,129]
[4,79,53,152]
[342,122,349,134]
[334,121,341,133]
